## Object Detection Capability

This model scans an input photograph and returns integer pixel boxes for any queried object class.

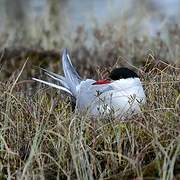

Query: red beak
[92,79,111,85]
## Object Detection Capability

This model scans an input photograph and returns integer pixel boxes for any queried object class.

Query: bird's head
[109,67,139,80]
[92,67,139,85]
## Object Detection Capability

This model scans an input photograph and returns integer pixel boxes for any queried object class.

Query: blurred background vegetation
[0,0,180,48]
[0,0,179,79]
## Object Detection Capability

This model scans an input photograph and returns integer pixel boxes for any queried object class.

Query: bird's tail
[32,49,82,97]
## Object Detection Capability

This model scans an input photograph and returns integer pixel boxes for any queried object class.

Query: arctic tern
[33,49,146,118]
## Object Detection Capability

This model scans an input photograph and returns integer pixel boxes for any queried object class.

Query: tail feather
[40,68,69,89]
[32,48,82,97]
[44,72,68,89]
[62,49,82,96]
[32,78,72,95]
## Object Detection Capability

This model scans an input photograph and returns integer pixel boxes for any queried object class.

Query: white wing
[62,49,82,96]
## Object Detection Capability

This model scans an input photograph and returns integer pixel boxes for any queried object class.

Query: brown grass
[0,18,179,179]
[0,52,179,179]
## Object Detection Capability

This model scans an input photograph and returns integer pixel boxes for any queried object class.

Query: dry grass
[0,16,179,179]
[0,53,179,179]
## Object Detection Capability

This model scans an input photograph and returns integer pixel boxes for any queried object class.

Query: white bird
[33,49,146,119]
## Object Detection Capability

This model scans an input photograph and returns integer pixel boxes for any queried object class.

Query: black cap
[109,67,139,80]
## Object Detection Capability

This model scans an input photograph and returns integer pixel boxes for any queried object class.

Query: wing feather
[32,78,72,95]
[62,49,82,96]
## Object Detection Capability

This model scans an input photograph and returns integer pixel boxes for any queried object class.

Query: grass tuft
[0,57,179,179]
